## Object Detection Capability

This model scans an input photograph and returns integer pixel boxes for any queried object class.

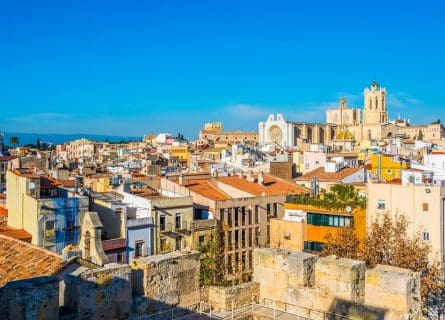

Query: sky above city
[1,0,445,138]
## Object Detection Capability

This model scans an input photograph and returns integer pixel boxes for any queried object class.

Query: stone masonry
[0,276,59,320]
[252,248,422,320]
[131,250,202,315]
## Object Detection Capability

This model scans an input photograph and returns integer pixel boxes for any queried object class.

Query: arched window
[375,96,379,109]
[369,97,372,110]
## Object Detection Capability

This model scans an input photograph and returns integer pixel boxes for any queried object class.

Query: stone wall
[131,250,201,315]
[64,264,132,319]
[253,248,422,320]
[207,282,260,311]
[0,276,59,320]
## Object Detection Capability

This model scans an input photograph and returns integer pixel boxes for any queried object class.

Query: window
[266,204,271,216]
[175,213,182,229]
[273,203,278,217]
[254,206,259,224]
[176,236,182,250]
[307,213,351,228]
[135,241,144,257]
[199,235,205,244]
[160,215,166,231]
[423,203,429,211]
[423,232,430,241]
[234,208,239,226]
[117,251,124,263]
[377,200,385,209]
[304,241,324,252]
[45,220,55,238]
[160,238,168,252]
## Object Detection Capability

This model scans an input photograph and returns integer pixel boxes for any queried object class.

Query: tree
[196,230,226,286]
[321,212,445,317]
[9,136,19,148]
[417,129,424,140]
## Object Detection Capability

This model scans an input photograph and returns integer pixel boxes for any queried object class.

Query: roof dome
[335,129,355,141]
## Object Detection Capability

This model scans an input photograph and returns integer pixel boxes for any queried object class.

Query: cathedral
[258,81,444,150]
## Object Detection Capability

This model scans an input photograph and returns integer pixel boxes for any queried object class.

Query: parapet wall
[131,250,201,315]
[0,276,59,320]
[207,282,260,311]
[64,263,132,319]
[253,248,422,320]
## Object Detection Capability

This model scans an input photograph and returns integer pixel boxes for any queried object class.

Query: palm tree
[9,136,19,148]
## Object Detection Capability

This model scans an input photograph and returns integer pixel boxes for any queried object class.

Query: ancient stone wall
[131,250,201,315]
[64,264,132,319]
[0,276,59,320]
[207,282,260,311]
[252,248,422,320]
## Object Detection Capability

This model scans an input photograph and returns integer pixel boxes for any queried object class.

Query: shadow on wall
[0,274,204,320]
[328,299,387,320]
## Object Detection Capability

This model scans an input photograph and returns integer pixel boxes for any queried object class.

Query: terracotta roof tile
[296,167,364,183]
[217,175,309,197]
[102,238,126,251]
[185,179,231,201]
[0,235,63,287]
[0,228,32,241]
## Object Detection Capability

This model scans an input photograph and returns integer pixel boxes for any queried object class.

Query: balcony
[191,219,215,232]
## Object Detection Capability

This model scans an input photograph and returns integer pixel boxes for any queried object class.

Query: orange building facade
[270,203,366,253]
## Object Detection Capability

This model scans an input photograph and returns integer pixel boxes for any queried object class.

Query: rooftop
[0,228,32,242]
[185,179,231,201]
[217,175,309,197]
[296,167,363,183]
[0,235,63,287]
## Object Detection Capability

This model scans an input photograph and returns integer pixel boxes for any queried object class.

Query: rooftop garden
[288,184,366,211]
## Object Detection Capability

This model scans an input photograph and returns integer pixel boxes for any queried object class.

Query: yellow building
[369,153,409,181]
[83,174,112,192]
[170,146,192,166]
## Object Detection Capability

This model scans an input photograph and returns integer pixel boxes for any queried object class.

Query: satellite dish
[345,205,352,213]
[28,182,36,190]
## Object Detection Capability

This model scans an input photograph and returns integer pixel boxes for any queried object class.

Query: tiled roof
[0,156,17,162]
[0,228,32,241]
[102,238,126,251]
[185,179,231,201]
[217,175,309,197]
[59,180,78,187]
[0,235,63,287]
[40,175,63,189]
[296,167,363,183]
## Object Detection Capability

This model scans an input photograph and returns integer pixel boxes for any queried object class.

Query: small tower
[363,80,388,124]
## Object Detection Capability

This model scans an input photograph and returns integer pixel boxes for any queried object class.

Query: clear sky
[1,0,445,138]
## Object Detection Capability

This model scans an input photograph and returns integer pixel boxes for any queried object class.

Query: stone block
[0,276,59,320]
[365,264,422,319]
[314,255,365,303]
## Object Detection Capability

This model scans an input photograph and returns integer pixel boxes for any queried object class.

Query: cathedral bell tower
[363,80,388,124]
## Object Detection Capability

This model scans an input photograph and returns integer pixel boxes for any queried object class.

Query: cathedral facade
[258,81,445,150]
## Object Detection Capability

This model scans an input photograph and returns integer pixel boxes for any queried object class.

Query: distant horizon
[2,1,445,137]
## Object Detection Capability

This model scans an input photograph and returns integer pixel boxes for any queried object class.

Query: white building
[259,114,295,150]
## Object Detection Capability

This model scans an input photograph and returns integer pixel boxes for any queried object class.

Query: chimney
[258,170,264,185]
[247,170,255,183]
[178,173,184,185]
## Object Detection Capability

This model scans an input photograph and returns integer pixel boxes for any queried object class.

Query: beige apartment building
[367,181,445,264]
[160,173,308,283]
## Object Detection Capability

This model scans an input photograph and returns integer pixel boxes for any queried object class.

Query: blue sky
[1,0,445,138]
